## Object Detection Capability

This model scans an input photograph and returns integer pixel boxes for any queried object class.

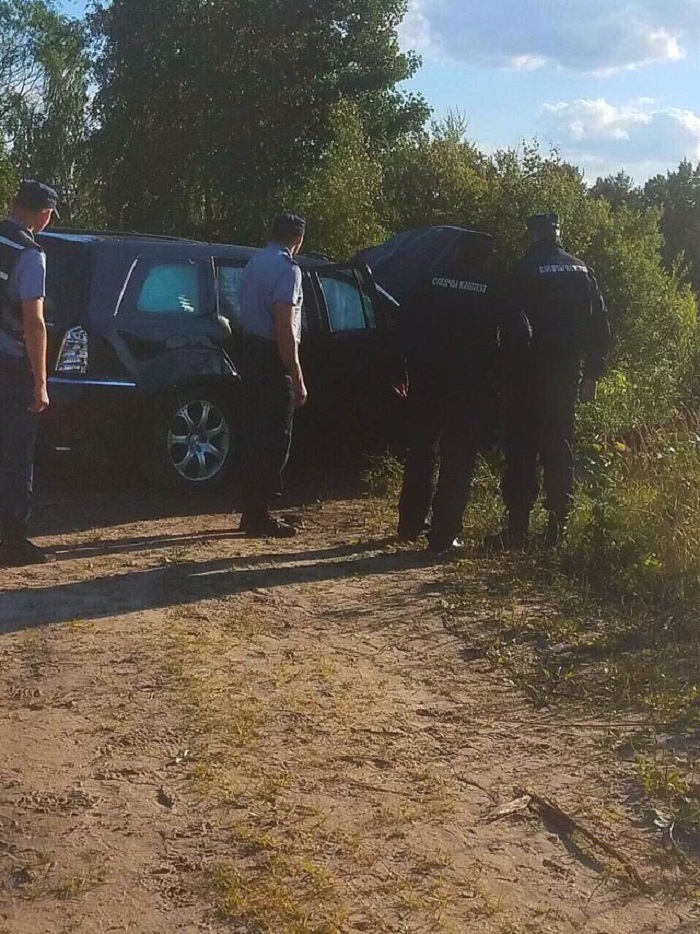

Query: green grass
[363,434,700,851]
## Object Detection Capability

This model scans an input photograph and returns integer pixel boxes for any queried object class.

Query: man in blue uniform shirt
[0,179,58,565]
[489,212,610,550]
[238,213,308,537]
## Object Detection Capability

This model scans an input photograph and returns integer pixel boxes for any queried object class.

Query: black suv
[39,230,397,491]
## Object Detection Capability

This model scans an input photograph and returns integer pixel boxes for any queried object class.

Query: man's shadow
[0,541,433,635]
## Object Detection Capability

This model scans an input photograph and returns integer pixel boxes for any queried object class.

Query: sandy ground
[0,470,696,933]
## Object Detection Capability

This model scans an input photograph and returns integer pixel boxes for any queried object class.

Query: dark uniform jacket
[398,269,496,398]
[504,241,610,386]
[0,218,44,354]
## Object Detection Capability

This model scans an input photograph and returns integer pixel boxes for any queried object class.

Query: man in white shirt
[237,213,308,537]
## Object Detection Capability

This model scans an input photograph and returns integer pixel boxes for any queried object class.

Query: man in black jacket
[0,180,58,565]
[395,231,505,553]
[490,212,610,549]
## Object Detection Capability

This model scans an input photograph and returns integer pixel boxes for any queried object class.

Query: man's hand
[292,377,308,409]
[391,380,409,399]
[28,383,49,414]
[579,376,598,403]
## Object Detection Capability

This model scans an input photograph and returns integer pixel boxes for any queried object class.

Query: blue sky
[58,0,700,184]
[399,0,700,183]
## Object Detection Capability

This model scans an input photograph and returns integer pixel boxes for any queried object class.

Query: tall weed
[566,428,700,610]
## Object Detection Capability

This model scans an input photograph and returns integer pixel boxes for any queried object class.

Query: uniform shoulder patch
[538,263,588,274]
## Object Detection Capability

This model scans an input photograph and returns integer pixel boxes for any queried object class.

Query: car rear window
[136,264,201,314]
[40,239,91,325]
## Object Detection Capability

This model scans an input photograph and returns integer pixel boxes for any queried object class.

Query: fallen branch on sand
[513,785,649,892]
[481,794,531,823]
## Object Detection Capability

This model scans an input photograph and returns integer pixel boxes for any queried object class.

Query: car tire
[143,385,239,491]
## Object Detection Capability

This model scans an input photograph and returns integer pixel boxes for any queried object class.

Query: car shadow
[0,543,432,635]
[33,453,371,538]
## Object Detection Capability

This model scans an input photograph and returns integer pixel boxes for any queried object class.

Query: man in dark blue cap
[0,179,59,564]
[488,211,610,550]
[237,213,308,537]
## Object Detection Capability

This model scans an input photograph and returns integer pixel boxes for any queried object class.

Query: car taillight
[56,327,89,374]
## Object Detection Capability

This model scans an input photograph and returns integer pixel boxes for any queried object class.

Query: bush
[566,430,700,611]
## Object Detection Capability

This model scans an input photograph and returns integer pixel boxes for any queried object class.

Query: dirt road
[0,482,695,933]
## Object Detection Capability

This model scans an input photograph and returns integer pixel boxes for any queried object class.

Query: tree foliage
[0,0,94,223]
[0,0,50,131]
[589,171,642,210]
[643,160,700,298]
[91,0,429,240]
[292,102,388,259]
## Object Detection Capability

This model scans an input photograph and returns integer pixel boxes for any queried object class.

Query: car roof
[41,228,207,245]
[40,229,335,268]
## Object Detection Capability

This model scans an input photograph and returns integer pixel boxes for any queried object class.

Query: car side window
[217,265,245,328]
[319,272,374,332]
[121,261,204,316]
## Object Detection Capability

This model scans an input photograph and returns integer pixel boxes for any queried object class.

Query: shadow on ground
[0,541,431,635]
[33,446,375,538]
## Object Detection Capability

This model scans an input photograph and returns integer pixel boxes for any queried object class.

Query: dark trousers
[240,338,294,528]
[0,353,38,541]
[501,377,578,521]
[398,385,480,548]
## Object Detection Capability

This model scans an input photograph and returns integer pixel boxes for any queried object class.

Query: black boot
[542,512,568,548]
[0,519,49,566]
[483,510,530,554]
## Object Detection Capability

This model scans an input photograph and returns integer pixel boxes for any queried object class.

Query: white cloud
[401,0,700,73]
[540,97,700,178]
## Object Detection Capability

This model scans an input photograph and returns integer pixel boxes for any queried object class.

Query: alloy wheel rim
[167,399,230,482]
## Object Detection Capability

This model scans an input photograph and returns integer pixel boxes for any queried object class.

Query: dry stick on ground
[667,824,700,878]
[514,786,649,892]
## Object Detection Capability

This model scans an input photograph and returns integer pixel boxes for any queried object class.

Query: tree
[8,17,94,224]
[0,0,94,224]
[380,113,491,234]
[292,101,388,259]
[643,160,700,297]
[0,0,49,131]
[589,171,642,210]
[91,0,430,240]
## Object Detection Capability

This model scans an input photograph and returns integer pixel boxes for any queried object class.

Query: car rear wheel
[144,386,238,491]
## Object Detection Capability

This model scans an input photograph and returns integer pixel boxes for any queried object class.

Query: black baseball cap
[16,179,60,217]
[527,212,560,235]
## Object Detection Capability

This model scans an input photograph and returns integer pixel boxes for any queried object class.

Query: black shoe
[427,537,465,555]
[0,538,50,566]
[245,516,297,539]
